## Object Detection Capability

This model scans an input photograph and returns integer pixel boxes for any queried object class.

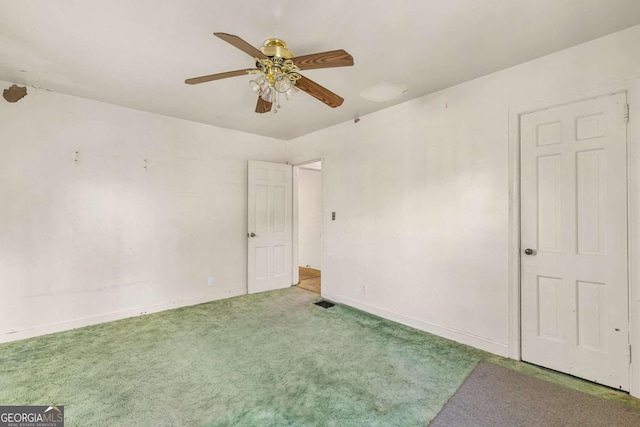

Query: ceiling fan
[185,33,354,113]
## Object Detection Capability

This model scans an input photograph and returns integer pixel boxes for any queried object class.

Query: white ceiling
[1,0,640,140]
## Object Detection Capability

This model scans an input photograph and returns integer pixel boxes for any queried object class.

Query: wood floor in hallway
[297,267,320,294]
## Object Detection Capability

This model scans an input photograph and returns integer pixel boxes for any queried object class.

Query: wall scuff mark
[3,84,27,103]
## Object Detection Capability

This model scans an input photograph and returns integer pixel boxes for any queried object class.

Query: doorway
[519,93,630,390]
[294,160,322,294]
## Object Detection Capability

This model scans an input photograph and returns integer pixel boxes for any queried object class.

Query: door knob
[249,232,256,237]
[524,248,535,255]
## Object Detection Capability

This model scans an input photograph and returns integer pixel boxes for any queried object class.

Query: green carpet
[0,288,637,426]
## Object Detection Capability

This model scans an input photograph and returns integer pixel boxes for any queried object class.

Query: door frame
[291,157,323,288]
[508,79,640,397]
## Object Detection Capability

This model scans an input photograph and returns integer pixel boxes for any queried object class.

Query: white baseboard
[326,293,511,358]
[1,287,246,344]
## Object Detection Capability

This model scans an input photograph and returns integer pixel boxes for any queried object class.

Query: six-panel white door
[247,160,293,294]
[520,93,629,390]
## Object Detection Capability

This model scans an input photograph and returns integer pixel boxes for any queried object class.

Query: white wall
[287,25,640,367]
[298,168,322,269]
[0,83,287,342]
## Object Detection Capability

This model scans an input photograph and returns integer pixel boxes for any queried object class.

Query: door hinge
[630,344,633,364]
[624,103,630,123]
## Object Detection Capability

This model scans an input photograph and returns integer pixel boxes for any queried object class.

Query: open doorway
[294,160,322,294]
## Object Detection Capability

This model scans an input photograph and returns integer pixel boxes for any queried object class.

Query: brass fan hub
[260,38,294,59]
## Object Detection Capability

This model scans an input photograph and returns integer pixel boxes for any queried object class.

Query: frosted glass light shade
[260,86,275,103]
[274,75,292,93]
[249,76,268,94]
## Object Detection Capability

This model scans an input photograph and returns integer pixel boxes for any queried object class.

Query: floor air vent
[313,300,335,309]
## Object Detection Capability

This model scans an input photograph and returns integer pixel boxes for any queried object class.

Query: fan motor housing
[260,38,294,59]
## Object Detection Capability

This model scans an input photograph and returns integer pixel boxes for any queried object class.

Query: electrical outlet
[207,276,214,286]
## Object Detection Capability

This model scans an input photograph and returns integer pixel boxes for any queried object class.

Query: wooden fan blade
[292,49,354,70]
[295,76,344,108]
[214,33,267,59]
[255,97,272,113]
[185,69,256,84]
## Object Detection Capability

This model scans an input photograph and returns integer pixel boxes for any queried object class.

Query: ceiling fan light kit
[185,33,354,114]
[248,39,302,113]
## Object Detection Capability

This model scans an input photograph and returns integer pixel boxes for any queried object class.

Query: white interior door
[247,160,292,294]
[520,93,629,390]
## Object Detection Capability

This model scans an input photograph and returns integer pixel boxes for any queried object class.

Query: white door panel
[520,93,629,390]
[247,160,292,294]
